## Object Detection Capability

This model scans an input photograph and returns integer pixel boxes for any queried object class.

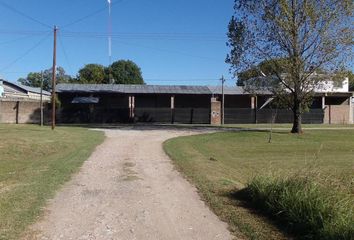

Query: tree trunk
[291,101,303,134]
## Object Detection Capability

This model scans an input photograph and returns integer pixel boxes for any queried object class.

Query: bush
[246,176,354,239]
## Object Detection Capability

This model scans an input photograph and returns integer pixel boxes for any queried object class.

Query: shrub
[246,176,354,239]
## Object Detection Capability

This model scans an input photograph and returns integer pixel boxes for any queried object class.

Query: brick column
[170,95,175,124]
[251,96,258,123]
[210,97,221,125]
[129,96,135,119]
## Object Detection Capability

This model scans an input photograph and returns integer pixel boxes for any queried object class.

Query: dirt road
[26,128,233,240]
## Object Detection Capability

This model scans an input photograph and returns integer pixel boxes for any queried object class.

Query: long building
[56,82,353,125]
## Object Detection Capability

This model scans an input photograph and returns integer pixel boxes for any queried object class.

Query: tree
[18,67,72,91]
[237,58,288,86]
[347,70,354,91]
[226,0,353,133]
[109,60,144,84]
[77,64,107,84]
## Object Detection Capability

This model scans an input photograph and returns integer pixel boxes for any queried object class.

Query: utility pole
[40,71,43,127]
[108,0,113,84]
[51,26,58,130]
[221,75,226,125]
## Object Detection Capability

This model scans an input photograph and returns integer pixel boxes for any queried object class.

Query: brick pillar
[251,96,258,123]
[210,97,221,125]
[349,96,353,124]
[171,95,175,124]
[129,96,135,119]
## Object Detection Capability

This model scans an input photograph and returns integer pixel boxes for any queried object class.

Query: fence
[135,108,210,124]
[0,99,49,124]
[225,108,324,124]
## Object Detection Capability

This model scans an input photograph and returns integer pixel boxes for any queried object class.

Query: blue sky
[0,0,235,86]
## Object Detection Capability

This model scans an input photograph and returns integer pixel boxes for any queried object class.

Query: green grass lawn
[164,130,354,240]
[0,124,104,240]
[171,123,354,130]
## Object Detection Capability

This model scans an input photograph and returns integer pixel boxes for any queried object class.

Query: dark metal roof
[207,86,246,95]
[56,83,349,96]
[1,80,51,95]
[56,84,212,95]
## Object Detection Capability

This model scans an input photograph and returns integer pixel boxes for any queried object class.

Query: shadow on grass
[224,188,296,240]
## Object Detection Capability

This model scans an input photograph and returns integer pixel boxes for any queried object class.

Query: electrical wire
[58,32,73,73]
[144,79,223,82]
[0,32,51,72]
[115,40,220,61]
[59,31,225,41]
[0,29,51,36]
[0,35,37,45]
[0,1,52,29]
[61,0,127,29]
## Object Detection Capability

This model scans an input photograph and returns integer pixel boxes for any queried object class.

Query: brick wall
[324,105,350,124]
[210,98,221,125]
[0,100,49,124]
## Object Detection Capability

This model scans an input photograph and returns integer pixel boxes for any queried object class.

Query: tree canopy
[78,64,106,84]
[18,59,145,87]
[75,60,144,84]
[109,60,144,84]
[227,0,353,133]
[18,67,72,91]
[347,70,354,91]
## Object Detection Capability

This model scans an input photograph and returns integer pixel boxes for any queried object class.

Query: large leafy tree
[227,0,353,133]
[237,58,289,86]
[347,70,354,91]
[108,60,144,84]
[77,64,106,84]
[18,66,72,91]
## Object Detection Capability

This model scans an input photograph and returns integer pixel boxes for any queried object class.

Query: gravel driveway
[25,128,233,240]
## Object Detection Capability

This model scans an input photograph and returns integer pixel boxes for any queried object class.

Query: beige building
[0,80,51,124]
[0,80,51,101]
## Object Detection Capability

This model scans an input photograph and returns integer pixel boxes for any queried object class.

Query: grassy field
[0,124,104,240]
[164,130,354,240]
[170,123,354,130]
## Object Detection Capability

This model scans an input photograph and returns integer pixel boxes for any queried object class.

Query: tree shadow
[225,188,305,240]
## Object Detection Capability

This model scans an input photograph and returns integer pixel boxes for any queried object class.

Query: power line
[0,35,37,45]
[0,29,51,36]
[115,40,220,61]
[62,0,127,29]
[59,31,225,41]
[144,78,226,82]
[58,32,73,73]
[0,1,52,29]
[0,33,51,72]
[0,29,225,41]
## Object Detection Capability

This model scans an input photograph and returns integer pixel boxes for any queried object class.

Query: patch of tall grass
[246,175,354,239]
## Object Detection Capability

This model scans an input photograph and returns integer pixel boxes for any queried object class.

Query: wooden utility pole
[40,71,43,126]
[221,75,226,125]
[51,26,58,130]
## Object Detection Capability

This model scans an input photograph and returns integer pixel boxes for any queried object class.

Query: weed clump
[246,175,354,239]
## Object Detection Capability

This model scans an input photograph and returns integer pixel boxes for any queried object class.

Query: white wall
[314,77,349,93]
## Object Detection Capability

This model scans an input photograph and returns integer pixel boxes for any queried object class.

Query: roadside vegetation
[164,130,354,239]
[0,124,104,240]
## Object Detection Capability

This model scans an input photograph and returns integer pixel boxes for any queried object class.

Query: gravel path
[25,128,233,240]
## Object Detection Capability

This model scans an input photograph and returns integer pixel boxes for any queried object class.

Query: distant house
[0,80,51,101]
[0,80,51,124]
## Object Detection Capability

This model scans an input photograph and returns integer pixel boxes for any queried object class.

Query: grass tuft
[246,175,354,240]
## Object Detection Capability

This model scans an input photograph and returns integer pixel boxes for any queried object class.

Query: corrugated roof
[56,84,212,95]
[207,86,245,95]
[1,80,51,95]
